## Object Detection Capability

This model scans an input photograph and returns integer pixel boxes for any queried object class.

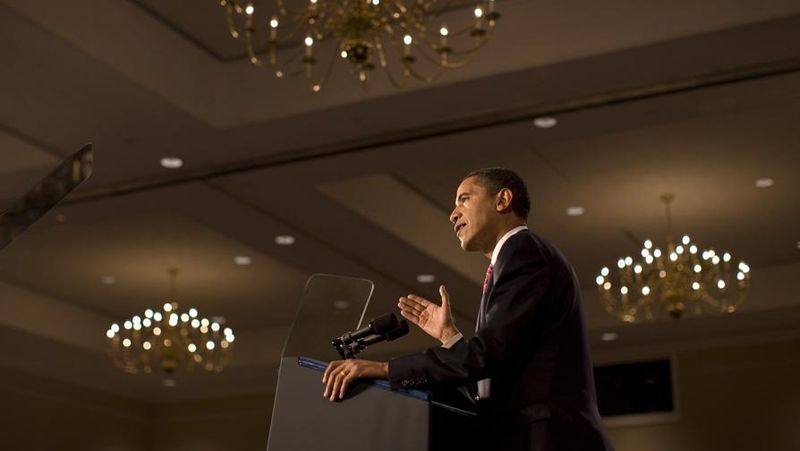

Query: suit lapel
[480,229,527,323]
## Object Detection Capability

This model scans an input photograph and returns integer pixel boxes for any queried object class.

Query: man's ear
[496,188,514,213]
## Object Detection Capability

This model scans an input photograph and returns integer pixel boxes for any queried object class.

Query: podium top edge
[297,356,430,402]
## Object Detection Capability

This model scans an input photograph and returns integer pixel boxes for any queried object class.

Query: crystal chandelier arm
[222,0,251,39]
[698,290,721,308]
[373,37,414,88]
[412,39,472,68]
[439,17,490,38]
[270,46,309,76]
[409,21,490,61]
[244,20,267,66]
[276,0,320,19]
[387,0,409,16]
[406,64,446,82]
[304,45,338,91]
[275,0,289,16]
[224,4,243,39]
[446,36,489,56]
[227,3,274,67]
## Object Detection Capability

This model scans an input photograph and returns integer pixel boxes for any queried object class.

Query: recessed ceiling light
[101,275,117,285]
[754,177,774,188]
[55,214,67,223]
[566,206,585,216]
[160,157,183,169]
[601,332,618,342]
[533,116,557,128]
[275,235,295,246]
[333,300,350,310]
[416,274,436,283]
[234,256,252,265]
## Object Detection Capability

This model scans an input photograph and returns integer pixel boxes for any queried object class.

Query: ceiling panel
[0,184,310,330]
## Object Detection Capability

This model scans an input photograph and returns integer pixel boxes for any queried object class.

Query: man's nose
[450,209,459,224]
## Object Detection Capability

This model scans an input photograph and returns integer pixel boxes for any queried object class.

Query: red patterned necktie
[482,263,494,295]
[477,263,494,400]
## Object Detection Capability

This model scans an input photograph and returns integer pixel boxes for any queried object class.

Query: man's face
[450,176,499,253]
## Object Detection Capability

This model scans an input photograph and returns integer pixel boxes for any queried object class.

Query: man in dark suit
[323,168,613,451]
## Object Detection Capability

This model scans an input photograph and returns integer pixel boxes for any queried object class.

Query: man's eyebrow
[456,192,471,202]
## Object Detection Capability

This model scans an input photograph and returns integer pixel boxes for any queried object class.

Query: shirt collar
[490,225,528,266]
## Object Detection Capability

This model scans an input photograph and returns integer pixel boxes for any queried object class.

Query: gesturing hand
[398,285,460,345]
[322,359,388,401]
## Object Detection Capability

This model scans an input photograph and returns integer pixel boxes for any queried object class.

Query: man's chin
[460,238,478,252]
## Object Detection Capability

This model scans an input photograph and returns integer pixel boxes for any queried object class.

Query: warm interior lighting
[533,117,558,128]
[566,206,585,216]
[597,194,751,322]
[160,157,183,169]
[105,268,234,379]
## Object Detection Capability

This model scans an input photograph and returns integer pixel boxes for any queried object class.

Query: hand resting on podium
[322,359,389,401]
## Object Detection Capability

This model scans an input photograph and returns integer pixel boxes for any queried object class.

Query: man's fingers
[329,369,346,401]
[323,360,343,384]
[406,294,431,307]
[439,285,450,309]
[402,295,429,309]
[399,297,426,314]
[323,361,341,397]
[339,374,353,399]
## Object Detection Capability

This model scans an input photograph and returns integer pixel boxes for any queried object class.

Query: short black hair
[463,167,531,219]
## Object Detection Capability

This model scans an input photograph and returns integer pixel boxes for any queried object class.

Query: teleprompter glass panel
[281,273,374,362]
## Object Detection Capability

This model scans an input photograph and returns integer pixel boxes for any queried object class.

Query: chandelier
[596,194,752,323]
[105,268,235,381]
[218,0,500,91]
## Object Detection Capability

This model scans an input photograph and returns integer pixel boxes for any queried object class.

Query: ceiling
[1,0,799,402]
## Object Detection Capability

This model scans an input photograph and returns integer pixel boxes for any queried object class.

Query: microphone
[359,319,409,346]
[337,312,399,345]
[332,313,409,359]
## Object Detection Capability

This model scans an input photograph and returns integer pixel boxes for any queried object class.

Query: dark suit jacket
[389,230,614,451]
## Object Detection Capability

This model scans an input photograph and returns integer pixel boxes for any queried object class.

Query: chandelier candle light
[105,269,235,380]
[597,194,751,322]
[219,0,500,90]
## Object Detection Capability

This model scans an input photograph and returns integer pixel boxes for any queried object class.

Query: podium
[266,275,478,451]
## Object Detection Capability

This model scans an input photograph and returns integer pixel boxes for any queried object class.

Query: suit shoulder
[503,230,573,273]
[504,230,554,260]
